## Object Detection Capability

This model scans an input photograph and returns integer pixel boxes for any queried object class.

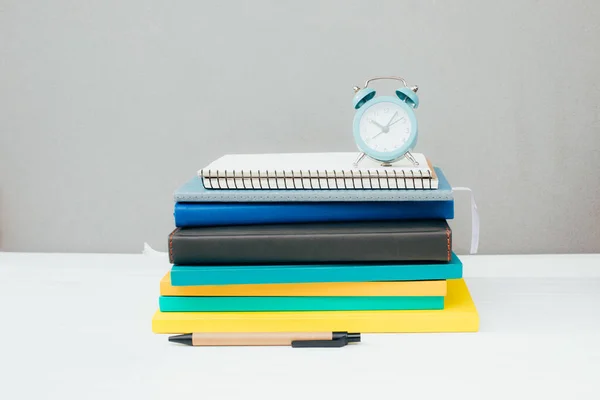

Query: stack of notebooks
[152,152,479,333]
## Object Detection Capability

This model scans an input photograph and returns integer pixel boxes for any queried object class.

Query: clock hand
[369,119,386,130]
[385,111,398,127]
[387,117,405,128]
[372,130,386,139]
[369,112,399,140]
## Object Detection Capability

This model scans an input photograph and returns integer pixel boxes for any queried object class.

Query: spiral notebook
[198,152,438,190]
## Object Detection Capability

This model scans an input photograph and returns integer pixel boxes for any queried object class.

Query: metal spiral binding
[216,170,222,189]
[200,168,435,190]
[427,170,432,188]
[297,170,304,189]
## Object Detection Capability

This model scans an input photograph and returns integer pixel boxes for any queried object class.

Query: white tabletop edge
[1,251,599,278]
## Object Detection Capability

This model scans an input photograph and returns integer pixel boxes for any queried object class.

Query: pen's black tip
[168,333,193,346]
[347,333,361,343]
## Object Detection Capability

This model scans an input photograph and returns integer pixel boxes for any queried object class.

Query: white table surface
[1,250,599,400]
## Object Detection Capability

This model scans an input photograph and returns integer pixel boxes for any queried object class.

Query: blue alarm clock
[352,76,420,166]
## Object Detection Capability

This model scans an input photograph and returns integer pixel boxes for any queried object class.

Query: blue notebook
[174,167,453,202]
[170,253,463,286]
[174,200,454,227]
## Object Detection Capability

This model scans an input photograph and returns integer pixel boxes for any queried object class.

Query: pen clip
[291,338,347,348]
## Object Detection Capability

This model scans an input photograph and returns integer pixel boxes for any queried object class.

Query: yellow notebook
[152,279,478,334]
[160,273,447,297]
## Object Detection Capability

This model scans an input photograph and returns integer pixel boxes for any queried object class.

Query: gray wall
[1,1,599,255]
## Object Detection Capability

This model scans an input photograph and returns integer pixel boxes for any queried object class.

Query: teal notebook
[170,253,462,286]
[159,296,444,312]
[174,167,452,202]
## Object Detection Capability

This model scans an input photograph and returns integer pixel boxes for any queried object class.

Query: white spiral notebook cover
[175,167,452,202]
[198,152,438,190]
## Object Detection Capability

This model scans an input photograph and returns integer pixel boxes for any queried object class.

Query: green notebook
[159,295,444,312]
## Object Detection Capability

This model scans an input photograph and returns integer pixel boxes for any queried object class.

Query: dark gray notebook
[168,220,452,265]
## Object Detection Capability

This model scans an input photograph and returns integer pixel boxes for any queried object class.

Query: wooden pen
[168,331,361,347]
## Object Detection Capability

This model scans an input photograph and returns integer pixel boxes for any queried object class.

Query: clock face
[358,101,413,154]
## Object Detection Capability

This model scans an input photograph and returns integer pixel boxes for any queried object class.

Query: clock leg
[405,151,420,166]
[353,152,366,167]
